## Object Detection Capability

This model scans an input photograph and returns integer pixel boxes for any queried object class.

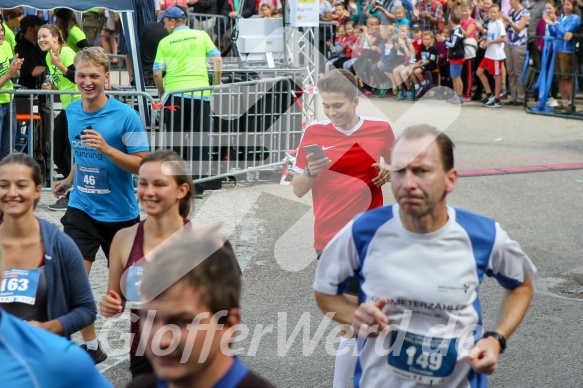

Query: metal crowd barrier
[187,12,230,49]
[1,74,307,188]
[158,76,304,183]
[525,36,582,120]
[0,89,156,189]
[106,54,129,87]
[319,21,336,59]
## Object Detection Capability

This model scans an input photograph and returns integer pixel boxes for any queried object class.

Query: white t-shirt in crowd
[485,19,507,60]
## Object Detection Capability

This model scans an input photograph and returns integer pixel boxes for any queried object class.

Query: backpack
[449,27,465,59]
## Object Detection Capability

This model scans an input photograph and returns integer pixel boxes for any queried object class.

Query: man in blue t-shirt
[51,47,149,365]
[0,248,112,388]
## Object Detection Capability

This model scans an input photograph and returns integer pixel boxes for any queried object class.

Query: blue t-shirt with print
[66,97,149,222]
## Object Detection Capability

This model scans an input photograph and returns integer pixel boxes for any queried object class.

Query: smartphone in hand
[303,144,328,160]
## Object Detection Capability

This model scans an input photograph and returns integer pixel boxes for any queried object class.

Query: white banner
[289,0,319,27]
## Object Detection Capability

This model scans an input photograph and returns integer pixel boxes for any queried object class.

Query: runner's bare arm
[491,275,534,341]
[52,165,76,198]
[211,56,222,85]
[292,153,331,198]
[105,150,149,175]
[28,319,64,335]
[101,227,135,316]
[467,276,534,373]
[314,292,358,325]
[153,70,164,97]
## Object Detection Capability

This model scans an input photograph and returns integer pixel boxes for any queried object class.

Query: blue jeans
[0,100,17,159]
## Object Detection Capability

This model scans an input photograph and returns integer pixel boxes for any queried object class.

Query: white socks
[333,337,358,388]
[85,339,98,350]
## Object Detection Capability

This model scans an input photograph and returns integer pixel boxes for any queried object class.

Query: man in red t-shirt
[292,69,394,387]
[293,70,394,252]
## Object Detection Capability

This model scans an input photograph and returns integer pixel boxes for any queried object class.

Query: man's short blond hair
[74,47,110,73]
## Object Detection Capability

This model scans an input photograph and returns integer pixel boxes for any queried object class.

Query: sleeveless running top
[125,219,189,355]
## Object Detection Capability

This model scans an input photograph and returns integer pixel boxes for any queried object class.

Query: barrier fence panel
[2,73,309,189]
[158,76,304,183]
[526,36,582,119]
[319,21,336,63]
[106,54,130,87]
[0,89,156,189]
[188,12,230,51]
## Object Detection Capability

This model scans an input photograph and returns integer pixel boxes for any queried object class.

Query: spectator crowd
[319,0,583,109]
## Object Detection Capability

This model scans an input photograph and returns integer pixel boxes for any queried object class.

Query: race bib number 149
[388,330,458,386]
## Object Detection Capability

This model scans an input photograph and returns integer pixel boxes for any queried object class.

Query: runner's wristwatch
[304,166,317,178]
[483,331,506,354]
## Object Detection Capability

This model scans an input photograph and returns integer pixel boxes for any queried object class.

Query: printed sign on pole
[289,0,319,27]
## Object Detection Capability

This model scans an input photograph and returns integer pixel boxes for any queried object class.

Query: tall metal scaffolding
[283,23,319,123]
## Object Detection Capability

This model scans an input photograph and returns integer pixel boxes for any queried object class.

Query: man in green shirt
[153,6,222,198]
[1,7,24,55]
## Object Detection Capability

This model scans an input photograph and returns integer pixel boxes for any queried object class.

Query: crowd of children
[321,0,583,109]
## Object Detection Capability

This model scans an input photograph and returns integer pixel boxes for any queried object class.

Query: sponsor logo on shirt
[437,284,471,293]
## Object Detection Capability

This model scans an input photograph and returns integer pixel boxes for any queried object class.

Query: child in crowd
[476,4,507,108]
[411,24,424,60]
[393,5,412,34]
[257,0,282,13]
[261,4,275,17]
[393,24,422,99]
[353,17,382,96]
[460,1,478,101]
[437,11,466,103]
[325,24,347,72]
[411,31,439,97]
[473,0,492,100]
[344,25,365,72]
[333,2,351,25]
[392,24,417,101]
[437,25,453,88]
[536,0,557,53]
[335,21,357,69]
[370,25,406,96]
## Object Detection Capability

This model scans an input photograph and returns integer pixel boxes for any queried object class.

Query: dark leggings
[53,110,71,177]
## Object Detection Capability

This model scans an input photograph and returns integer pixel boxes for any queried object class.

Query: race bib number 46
[0,269,41,305]
[388,330,457,385]
[76,165,110,194]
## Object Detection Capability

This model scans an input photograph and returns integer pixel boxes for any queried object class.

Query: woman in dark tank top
[100,150,199,378]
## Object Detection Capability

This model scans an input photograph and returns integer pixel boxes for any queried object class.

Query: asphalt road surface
[36,96,583,387]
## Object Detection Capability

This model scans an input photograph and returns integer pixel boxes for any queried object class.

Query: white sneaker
[546,97,559,107]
